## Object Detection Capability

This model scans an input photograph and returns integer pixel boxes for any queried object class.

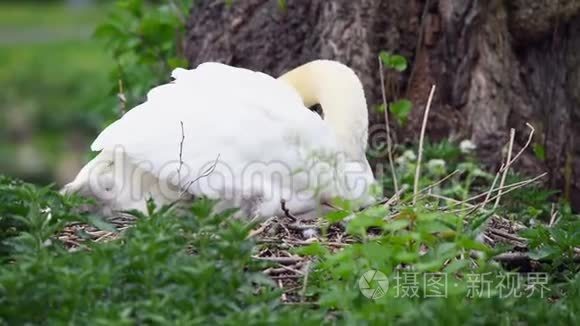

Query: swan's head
[279,60,377,206]
[278,60,369,161]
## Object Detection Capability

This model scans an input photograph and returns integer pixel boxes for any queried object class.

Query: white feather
[64,61,376,218]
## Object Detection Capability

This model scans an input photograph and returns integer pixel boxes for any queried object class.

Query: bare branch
[280,199,298,222]
[549,204,559,227]
[253,256,304,264]
[413,85,436,206]
[179,154,221,197]
[482,163,503,210]
[493,252,580,263]
[173,122,220,201]
[448,172,545,209]
[442,172,547,213]
[382,183,409,208]
[278,279,287,302]
[502,123,535,171]
[494,128,516,210]
[117,79,127,117]
[177,120,185,183]
[413,169,460,200]
[378,56,399,194]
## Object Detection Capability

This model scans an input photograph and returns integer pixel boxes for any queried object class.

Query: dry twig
[253,256,304,265]
[280,199,298,222]
[549,204,559,227]
[486,173,547,209]
[413,85,436,205]
[378,56,399,194]
[443,173,547,210]
[482,163,504,210]
[494,252,580,263]
[117,79,127,116]
[179,154,221,197]
[494,128,516,210]
[413,169,459,201]
[247,217,275,239]
[177,121,185,182]
[505,123,535,168]
[381,184,409,208]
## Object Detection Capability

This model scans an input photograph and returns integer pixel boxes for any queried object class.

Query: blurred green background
[0,0,115,186]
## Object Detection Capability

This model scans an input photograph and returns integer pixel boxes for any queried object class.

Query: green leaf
[533,143,546,161]
[389,55,408,72]
[379,51,392,67]
[382,219,409,232]
[550,227,571,247]
[467,211,495,233]
[346,214,383,236]
[190,198,216,218]
[327,197,354,211]
[86,215,117,232]
[394,251,419,263]
[379,51,408,71]
[389,99,412,125]
[118,0,144,17]
[325,210,351,223]
[416,258,444,272]
[458,237,490,252]
[93,23,125,41]
[528,245,561,260]
[443,259,471,273]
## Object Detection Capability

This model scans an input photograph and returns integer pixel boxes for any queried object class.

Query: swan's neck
[278,60,368,160]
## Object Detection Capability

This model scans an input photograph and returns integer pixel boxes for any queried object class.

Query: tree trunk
[184,0,580,210]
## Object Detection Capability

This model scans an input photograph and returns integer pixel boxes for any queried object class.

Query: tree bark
[184,0,580,209]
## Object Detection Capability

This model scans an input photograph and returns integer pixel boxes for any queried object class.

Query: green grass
[0,2,114,184]
[0,2,107,29]
[0,168,578,324]
[0,2,577,322]
[0,40,111,81]
[0,39,114,183]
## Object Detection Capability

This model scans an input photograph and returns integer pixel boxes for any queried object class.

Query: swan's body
[63,60,376,218]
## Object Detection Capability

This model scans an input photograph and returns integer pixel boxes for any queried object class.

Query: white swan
[62,60,376,218]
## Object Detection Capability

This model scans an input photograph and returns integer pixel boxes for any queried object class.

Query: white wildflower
[395,150,417,165]
[427,159,447,175]
[403,150,417,161]
[460,139,477,154]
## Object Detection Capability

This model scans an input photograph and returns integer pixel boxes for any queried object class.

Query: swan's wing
[91,63,339,202]
[92,62,324,152]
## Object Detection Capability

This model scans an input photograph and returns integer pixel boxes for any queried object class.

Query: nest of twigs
[58,194,576,304]
[56,84,580,304]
